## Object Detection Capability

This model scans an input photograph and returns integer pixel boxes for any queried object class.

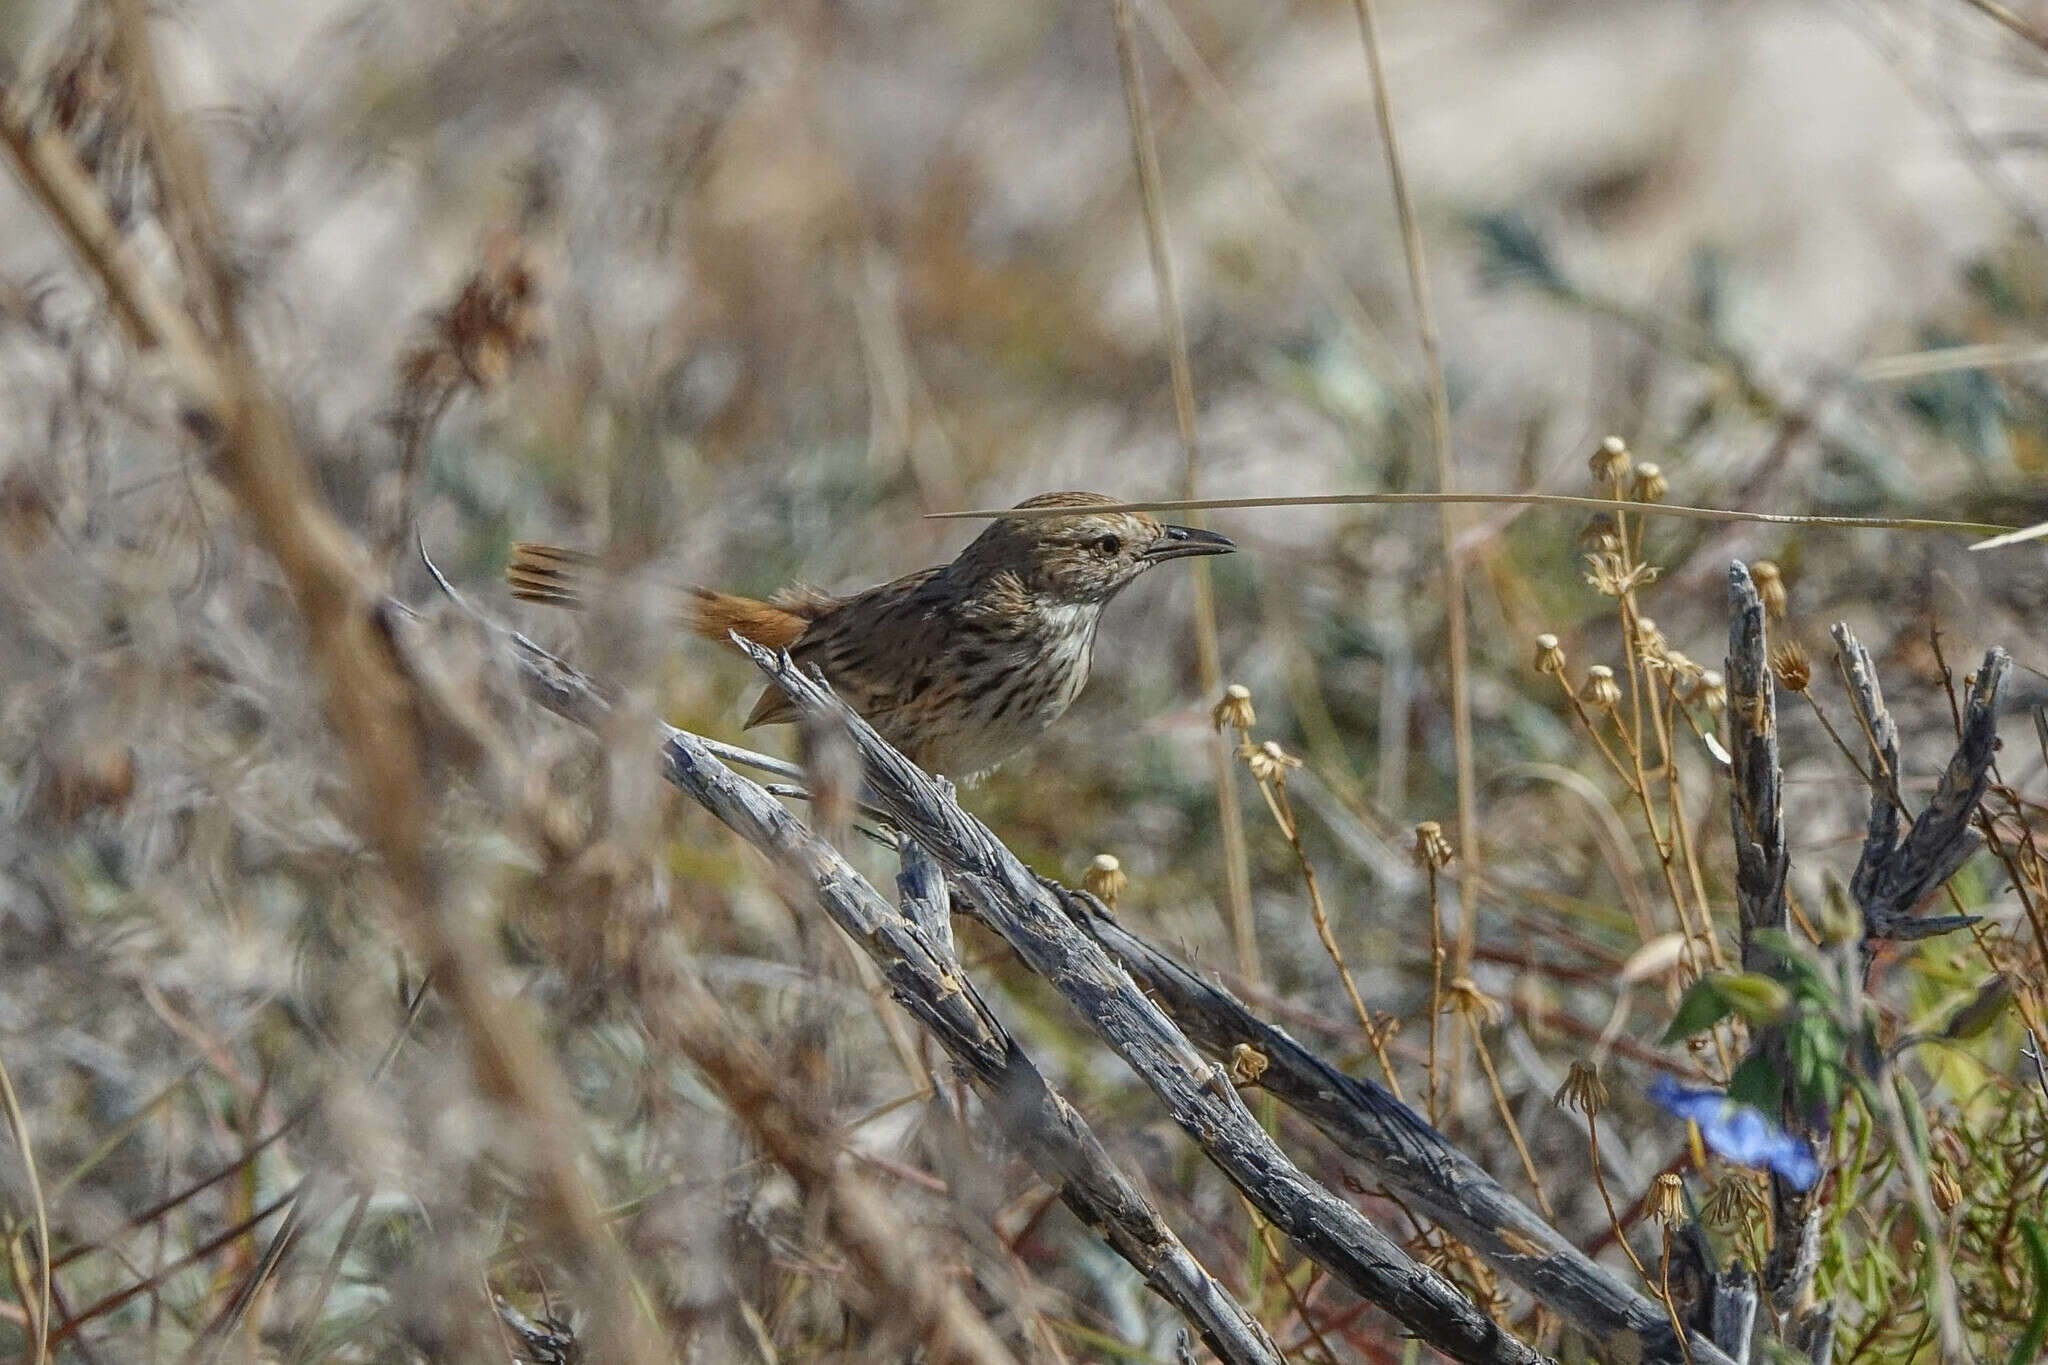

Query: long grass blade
[929,490,2013,536]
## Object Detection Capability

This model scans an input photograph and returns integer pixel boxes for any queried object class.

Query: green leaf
[1791,1025,1822,1095]
[1943,973,2014,1041]
[1714,972,1792,1025]
[1748,929,1829,999]
[1846,1067,1883,1116]
[1728,1054,1780,1109]
[1812,1052,1842,1116]
[1895,1075,1931,1164]
[1662,977,1736,1044]
[2006,1219,2048,1365]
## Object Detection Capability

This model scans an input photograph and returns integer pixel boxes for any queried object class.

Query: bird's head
[953,491,1235,605]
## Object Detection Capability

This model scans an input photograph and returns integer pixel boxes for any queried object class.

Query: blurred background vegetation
[2,0,2047,1360]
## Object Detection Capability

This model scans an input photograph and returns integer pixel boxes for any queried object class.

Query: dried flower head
[1579,665,1622,712]
[1647,647,1703,691]
[1700,1173,1767,1234]
[1211,683,1256,733]
[1769,641,1812,693]
[1929,1163,1962,1215]
[1648,1173,1687,1230]
[1447,977,1503,1026]
[1554,1061,1607,1116]
[1412,821,1454,871]
[1693,669,1728,716]
[1228,1042,1269,1086]
[1633,616,1667,657]
[1590,435,1633,488]
[1533,633,1567,676]
[1245,740,1302,785]
[1584,553,1659,598]
[403,232,545,399]
[1084,853,1128,908]
[1750,560,1788,620]
[1579,513,1623,554]
[448,234,544,389]
[1630,462,1668,503]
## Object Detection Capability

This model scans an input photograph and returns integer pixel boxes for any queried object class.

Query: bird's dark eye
[1092,533,1122,556]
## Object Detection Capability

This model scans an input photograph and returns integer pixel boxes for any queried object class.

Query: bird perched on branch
[507,491,1233,778]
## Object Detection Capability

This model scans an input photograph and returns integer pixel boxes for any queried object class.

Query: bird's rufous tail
[506,542,812,650]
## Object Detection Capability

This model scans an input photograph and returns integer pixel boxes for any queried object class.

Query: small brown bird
[507,491,1234,778]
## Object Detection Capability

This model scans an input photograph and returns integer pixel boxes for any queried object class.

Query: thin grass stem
[1108,0,1259,982]
[1345,0,1480,976]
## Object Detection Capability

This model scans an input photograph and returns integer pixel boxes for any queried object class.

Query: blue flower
[1646,1075,1821,1191]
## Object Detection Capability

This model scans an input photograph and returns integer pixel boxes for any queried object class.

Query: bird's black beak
[1143,524,1236,562]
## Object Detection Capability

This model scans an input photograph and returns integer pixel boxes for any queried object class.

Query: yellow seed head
[1412,820,1454,870]
[1770,641,1812,693]
[1554,1061,1607,1116]
[1701,1173,1767,1234]
[1579,513,1623,554]
[1084,853,1128,908]
[1580,665,1623,711]
[1751,560,1788,620]
[1653,648,1702,688]
[1930,1164,1962,1214]
[1590,435,1633,488]
[1648,1173,1687,1230]
[1584,553,1659,598]
[1448,977,1503,1026]
[1631,462,1668,503]
[1695,669,1727,716]
[1533,632,1567,676]
[1212,683,1256,734]
[1246,740,1302,785]
[1228,1042,1269,1086]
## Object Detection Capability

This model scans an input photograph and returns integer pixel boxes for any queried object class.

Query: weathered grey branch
[1057,885,1733,1365]
[483,587,1769,1362]
[1726,563,1817,1313]
[657,727,1285,1365]
[1726,562,1787,973]
[491,607,1754,1361]
[733,641,1550,1365]
[898,834,954,956]
[1833,623,1903,906]
[1833,627,2008,941]
[1707,1268,1758,1365]
[1790,1303,1835,1365]
[474,611,1284,1362]
[1672,1224,1757,1365]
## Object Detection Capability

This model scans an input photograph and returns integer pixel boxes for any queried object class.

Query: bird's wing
[742,566,944,730]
